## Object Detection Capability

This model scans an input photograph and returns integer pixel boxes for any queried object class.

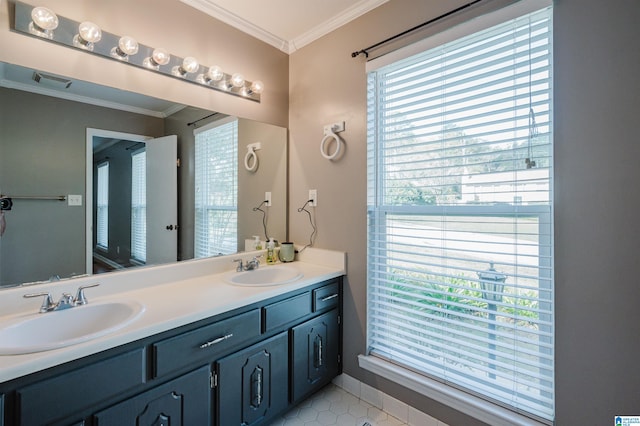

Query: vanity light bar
[12,1,263,102]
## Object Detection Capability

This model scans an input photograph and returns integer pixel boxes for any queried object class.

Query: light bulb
[73,21,102,51]
[118,36,139,55]
[207,66,224,82]
[143,48,170,70]
[231,73,245,88]
[30,7,58,32]
[111,36,139,60]
[182,57,199,74]
[173,56,199,77]
[78,21,102,43]
[152,48,170,66]
[249,80,264,94]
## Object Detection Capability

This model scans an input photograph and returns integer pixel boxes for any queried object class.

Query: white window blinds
[367,6,553,422]
[194,117,238,257]
[96,161,109,249]
[131,149,146,263]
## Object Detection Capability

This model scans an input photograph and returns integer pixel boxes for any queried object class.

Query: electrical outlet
[265,191,272,207]
[308,189,317,207]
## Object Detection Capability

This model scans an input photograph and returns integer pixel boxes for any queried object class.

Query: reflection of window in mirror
[131,149,146,264]
[194,117,239,257]
[96,161,109,250]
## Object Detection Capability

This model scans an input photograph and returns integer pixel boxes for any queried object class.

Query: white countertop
[0,248,346,383]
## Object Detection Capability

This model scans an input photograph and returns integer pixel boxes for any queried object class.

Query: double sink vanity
[0,248,345,426]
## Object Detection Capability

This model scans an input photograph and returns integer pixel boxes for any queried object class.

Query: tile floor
[268,383,409,426]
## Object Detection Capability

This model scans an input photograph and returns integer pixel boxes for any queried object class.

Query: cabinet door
[93,365,211,426]
[291,309,340,403]
[217,332,288,426]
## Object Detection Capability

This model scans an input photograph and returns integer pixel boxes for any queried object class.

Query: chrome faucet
[24,283,100,313]
[245,256,261,271]
[232,256,262,272]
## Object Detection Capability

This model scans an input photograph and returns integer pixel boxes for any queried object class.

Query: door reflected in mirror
[89,130,178,274]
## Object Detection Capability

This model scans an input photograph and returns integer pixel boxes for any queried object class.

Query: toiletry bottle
[266,238,275,264]
[253,235,262,250]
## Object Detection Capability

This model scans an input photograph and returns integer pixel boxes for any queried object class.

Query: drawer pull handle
[320,293,338,302]
[251,366,263,408]
[199,333,233,349]
[317,335,324,368]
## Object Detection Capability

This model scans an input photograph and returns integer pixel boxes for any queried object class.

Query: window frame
[364,2,554,424]
[194,116,239,257]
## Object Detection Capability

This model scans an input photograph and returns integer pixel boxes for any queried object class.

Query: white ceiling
[179,0,389,54]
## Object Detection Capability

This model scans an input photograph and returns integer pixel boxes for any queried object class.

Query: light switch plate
[68,194,82,206]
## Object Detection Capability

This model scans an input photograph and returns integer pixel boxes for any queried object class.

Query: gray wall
[553,0,640,423]
[237,119,288,246]
[288,0,640,425]
[0,87,163,285]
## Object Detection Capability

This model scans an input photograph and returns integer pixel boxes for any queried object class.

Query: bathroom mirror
[0,61,287,288]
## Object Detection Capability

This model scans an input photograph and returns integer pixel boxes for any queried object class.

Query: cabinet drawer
[16,349,145,426]
[313,281,340,312]
[153,308,261,378]
[262,292,311,332]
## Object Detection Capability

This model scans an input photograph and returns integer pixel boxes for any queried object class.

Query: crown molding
[180,0,290,53]
[289,0,389,53]
[180,0,389,54]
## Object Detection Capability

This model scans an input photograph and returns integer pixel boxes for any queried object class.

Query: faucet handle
[24,292,54,313]
[232,258,244,271]
[74,283,100,306]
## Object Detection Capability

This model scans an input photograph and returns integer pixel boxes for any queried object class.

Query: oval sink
[0,301,145,355]
[225,265,303,286]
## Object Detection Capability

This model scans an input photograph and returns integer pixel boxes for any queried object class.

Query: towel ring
[320,131,342,160]
[244,148,259,172]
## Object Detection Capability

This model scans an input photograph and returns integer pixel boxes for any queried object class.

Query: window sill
[358,355,549,426]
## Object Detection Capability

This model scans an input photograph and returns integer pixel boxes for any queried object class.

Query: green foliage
[387,268,539,327]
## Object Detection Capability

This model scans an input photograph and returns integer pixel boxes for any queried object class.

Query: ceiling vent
[32,71,72,89]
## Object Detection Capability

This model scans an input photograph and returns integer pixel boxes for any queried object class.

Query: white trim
[358,355,549,426]
[289,0,390,53]
[179,0,389,54]
[0,78,172,118]
[179,0,289,52]
[86,129,152,275]
[366,0,552,72]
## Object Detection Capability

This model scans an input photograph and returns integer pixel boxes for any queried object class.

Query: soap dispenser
[253,235,262,250]
[266,238,276,264]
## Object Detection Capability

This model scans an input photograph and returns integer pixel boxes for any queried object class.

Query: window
[96,161,109,249]
[131,149,146,263]
[194,117,238,257]
[366,5,553,422]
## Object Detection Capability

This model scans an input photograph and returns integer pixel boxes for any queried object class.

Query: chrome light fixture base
[12,1,261,102]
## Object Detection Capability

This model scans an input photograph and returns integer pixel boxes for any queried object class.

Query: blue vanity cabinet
[13,349,146,425]
[291,309,341,403]
[93,365,211,425]
[216,332,289,426]
[0,276,343,426]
